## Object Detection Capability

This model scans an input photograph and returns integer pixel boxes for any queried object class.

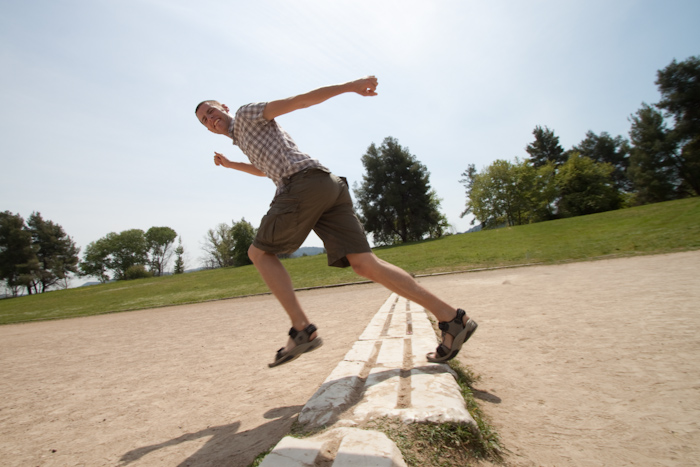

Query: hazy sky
[1,0,698,275]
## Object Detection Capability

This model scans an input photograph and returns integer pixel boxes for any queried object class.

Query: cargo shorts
[253,168,372,268]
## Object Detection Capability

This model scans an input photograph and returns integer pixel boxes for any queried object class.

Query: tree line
[80,227,180,283]
[352,57,699,242]
[461,56,700,229]
[0,212,186,296]
[0,213,255,297]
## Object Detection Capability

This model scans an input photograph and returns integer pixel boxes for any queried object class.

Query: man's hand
[213,152,230,167]
[348,76,379,96]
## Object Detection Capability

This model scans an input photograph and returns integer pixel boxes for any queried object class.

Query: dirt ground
[1,251,698,466]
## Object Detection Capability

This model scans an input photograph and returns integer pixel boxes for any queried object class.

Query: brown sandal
[268,324,323,368]
[427,309,478,363]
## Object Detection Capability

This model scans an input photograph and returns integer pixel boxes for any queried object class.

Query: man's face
[196,102,232,135]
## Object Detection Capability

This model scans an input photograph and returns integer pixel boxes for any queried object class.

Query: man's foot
[268,324,323,368]
[427,309,477,363]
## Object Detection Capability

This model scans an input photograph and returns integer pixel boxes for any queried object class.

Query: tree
[354,137,448,245]
[654,56,700,195]
[79,229,149,281]
[202,219,256,268]
[0,212,79,296]
[628,103,681,204]
[656,56,700,139]
[79,238,111,283]
[230,218,255,266]
[173,237,185,274]
[532,162,560,221]
[202,223,236,268]
[461,159,550,229]
[526,125,566,168]
[145,226,177,276]
[0,211,36,296]
[26,212,80,293]
[103,230,149,280]
[555,153,622,217]
[572,131,632,192]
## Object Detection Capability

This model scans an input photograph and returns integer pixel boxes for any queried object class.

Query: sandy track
[0,283,391,466]
[1,251,698,466]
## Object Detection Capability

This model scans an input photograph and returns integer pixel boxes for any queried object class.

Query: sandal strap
[288,324,318,345]
[434,343,449,358]
[437,309,466,338]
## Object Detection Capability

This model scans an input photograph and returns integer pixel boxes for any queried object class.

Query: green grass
[362,360,503,467]
[247,447,273,467]
[1,197,699,325]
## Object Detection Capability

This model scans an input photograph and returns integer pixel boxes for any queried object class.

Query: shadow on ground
[119,405,303,467]
[472,387,502,404]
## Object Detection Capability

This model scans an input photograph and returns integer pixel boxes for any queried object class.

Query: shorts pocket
[257,197,301,251]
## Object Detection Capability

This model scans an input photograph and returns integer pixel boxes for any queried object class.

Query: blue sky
[1,0,698,275]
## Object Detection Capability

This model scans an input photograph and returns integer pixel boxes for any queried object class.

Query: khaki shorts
[253,168,372,268]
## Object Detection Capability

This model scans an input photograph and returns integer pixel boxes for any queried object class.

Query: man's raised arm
[262,76,378,121]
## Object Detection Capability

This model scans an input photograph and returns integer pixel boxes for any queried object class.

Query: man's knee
[348,253,378,279]
[248,244,265,263]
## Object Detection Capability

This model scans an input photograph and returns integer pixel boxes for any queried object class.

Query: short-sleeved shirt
[229,102,327,194]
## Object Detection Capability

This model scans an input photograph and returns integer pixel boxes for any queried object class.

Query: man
[195,76,477,367]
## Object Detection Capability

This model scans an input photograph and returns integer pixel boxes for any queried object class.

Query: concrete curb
[261,294,475,466]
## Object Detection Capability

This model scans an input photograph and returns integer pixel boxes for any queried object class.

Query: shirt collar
[228,116,235,139]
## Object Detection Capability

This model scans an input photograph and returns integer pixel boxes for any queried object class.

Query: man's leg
[248,171,348,361]
[346,252,455,320]
[248,245,317,348]
[346,252,470,350]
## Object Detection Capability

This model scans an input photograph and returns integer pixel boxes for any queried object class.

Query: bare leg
[248,245,317,350]
[347,252,457,320]
[347,252,468,348]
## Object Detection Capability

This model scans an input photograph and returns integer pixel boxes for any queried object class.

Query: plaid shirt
[230,102,327,194]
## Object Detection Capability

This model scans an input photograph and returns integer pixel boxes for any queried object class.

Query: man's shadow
[119,369,499,465]
[119,405,303,467]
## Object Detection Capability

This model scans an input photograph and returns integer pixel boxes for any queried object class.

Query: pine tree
[354,137,448,245]
[526,126,566,168]
[173,237,185,274]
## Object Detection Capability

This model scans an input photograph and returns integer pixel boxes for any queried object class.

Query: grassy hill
[1,197,698,325]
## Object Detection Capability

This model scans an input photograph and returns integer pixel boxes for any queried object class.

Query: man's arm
[262,76,378,121]
[214,152,266,177]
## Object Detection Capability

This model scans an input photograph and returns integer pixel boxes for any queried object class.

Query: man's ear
[222,103,230,112]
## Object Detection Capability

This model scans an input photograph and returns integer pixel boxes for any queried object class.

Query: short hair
[195,99,222,115]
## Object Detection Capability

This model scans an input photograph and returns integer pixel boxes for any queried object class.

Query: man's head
[195,100,232,136]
